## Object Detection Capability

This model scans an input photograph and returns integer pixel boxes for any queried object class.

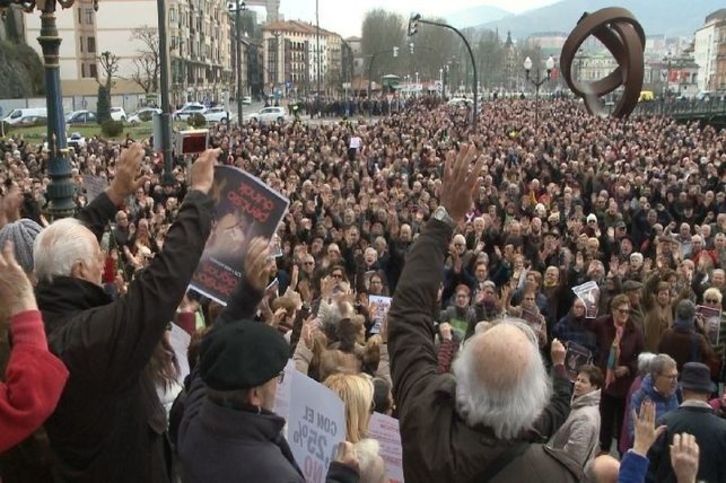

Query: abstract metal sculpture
[560,7,645,118]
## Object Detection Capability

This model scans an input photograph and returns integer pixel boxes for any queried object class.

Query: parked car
[127,107,162,124]
[67,132,87,150]
[173,102,206,121]
[66,110,97,124]
[242,96,252,105]
[203,106,234,124]
[110,107,127,122]
[248,106,289,124]
[3,107,48,126]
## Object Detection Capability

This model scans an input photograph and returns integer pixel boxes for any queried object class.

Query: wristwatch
[432,206,457,229]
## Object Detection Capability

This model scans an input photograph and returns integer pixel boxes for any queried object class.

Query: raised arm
[216,237,271,325]
[59,149,219,387]
[77,144,149,242]
[388,144,483,411]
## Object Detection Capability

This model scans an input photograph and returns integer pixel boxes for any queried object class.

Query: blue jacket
[618,451,649,483]
[626,374,680,441]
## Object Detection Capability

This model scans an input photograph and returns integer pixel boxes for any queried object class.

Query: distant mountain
[475,0,722,40]
[445,5,512,30]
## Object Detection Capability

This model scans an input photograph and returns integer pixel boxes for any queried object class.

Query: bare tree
[97,50,120,92]
[130,26,160,94]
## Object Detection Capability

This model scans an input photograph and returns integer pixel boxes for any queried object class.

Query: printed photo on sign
[697,305,722,347]
[564,341,593,383]
[369,295,392,335]
[189,166,289,305]
[572,281,600,319]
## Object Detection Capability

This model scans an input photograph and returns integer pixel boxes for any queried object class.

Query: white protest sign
[82,175,107,202]
[169,323,191,382]
[368,413,405,483]
[273,359,295,424]
[287,370,346,483]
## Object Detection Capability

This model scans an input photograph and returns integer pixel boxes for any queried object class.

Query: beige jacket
[547,389,602,467]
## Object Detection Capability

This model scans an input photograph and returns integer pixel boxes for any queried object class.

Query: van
[3,107,48,125]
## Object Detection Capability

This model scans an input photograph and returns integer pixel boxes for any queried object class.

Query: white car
[4,107,47,125]
[127,107,162,124]
[248,106,289,124]
[203,106,235,124]
[110,107,127,122]
[173,102,206,121]
[67,132,86,150]
[242,96,252,105]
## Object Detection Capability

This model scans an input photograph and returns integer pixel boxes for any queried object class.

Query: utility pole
[316,0,321,96]
[157,0,174,185]
[234,0,244,124]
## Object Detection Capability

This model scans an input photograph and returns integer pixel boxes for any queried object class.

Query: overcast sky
[250,0,562,38]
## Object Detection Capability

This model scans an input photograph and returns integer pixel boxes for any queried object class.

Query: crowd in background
[0,96,725,482]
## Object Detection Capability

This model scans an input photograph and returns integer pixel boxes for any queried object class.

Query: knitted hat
[0,219,42,273]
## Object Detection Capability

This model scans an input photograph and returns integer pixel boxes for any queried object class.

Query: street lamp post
[0,0,98,217]
[408,13,478,126]
[157,0,174,185]
[230,0,247,125]
[523,55,555,127]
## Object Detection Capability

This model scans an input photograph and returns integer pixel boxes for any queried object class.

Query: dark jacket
[585,315,644,398]
[37,191,214,483]
[657,328,715,372]
[177,370,358,483]
[387,218,582,483]
[646,403,726,483]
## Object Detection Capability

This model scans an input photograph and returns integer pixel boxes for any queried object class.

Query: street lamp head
[523,56,533,72]
[545,55,555,71]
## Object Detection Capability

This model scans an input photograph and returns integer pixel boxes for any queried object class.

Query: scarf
[605,323,624,388]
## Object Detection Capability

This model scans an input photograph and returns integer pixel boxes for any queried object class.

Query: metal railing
[631,97,726,118]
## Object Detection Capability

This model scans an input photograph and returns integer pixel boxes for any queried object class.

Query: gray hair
[34,218,96,282]
[637,352,657,376]
[452,319,552,439]
[354,439,385,483]
[649,354,676,380]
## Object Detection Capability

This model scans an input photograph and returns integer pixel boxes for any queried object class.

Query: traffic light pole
[409,15,478,127]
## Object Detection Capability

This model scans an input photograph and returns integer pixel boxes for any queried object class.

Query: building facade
[263,20,346,97]
[24,0,233,106]
[694,9,726,92]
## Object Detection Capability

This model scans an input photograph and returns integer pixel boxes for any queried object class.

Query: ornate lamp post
[524,55,555,127]
[0,0,97,218]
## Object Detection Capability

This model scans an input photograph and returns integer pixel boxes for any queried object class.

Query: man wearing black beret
[177,241,360,483]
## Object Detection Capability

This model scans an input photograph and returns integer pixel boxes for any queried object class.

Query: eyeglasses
[705,299,720,304]
[615,308,630,315]
[658,372,678,381]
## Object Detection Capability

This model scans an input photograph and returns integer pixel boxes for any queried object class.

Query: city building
[694,9,726,92]
[262,20,347,97]
[24,0,234,106]
[346,36,365,78]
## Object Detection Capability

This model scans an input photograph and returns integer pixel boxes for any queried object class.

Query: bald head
[452,320,551,439]
[585,455,620,483]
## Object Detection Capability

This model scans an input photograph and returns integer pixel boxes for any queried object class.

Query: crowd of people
[0,96,725,483]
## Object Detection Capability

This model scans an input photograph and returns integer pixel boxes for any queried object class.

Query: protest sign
[169,323,191,382]
[82,175,107,202]
[190,166,289,305]
[697,305,722,346]
[564,341,593,383]
[572,281,600,318]
[368,413,404,483]
[369,295,392,334]
[287,370,346,483]
[273,359,295,425]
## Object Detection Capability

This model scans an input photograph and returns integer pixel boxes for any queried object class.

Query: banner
[572,281,600,319]
[368,413,405,483]
[369,295,392,335]
[287,369,346,483]
[190,166,289,305]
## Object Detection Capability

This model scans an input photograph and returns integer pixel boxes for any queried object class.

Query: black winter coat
[37,190,213,483]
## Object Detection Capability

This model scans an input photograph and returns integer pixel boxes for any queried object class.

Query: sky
[248,0,562,38]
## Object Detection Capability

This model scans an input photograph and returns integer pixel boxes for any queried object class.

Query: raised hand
[632,400,667,457]
[107,143,149,205]
[440,143,484,223]
[0,241,37,316]
[190,148,221,194]
[670,433,699,483]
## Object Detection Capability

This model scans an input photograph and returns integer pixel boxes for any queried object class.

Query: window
[79,36,84,53]
[84,8,94,25]
[87,36,96,53]
[89,63,97,78]
[78,8,82,24]
[81,63,86,77]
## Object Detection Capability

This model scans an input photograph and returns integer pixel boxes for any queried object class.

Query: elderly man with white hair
[388,145,581,483]
[32,145,219,483]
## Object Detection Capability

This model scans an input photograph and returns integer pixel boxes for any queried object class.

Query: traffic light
[409,42,414,55]
[408,13,421,37]
[393,46,399,58]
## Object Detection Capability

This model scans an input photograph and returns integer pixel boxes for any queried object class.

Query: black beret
[199,321,289,391]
